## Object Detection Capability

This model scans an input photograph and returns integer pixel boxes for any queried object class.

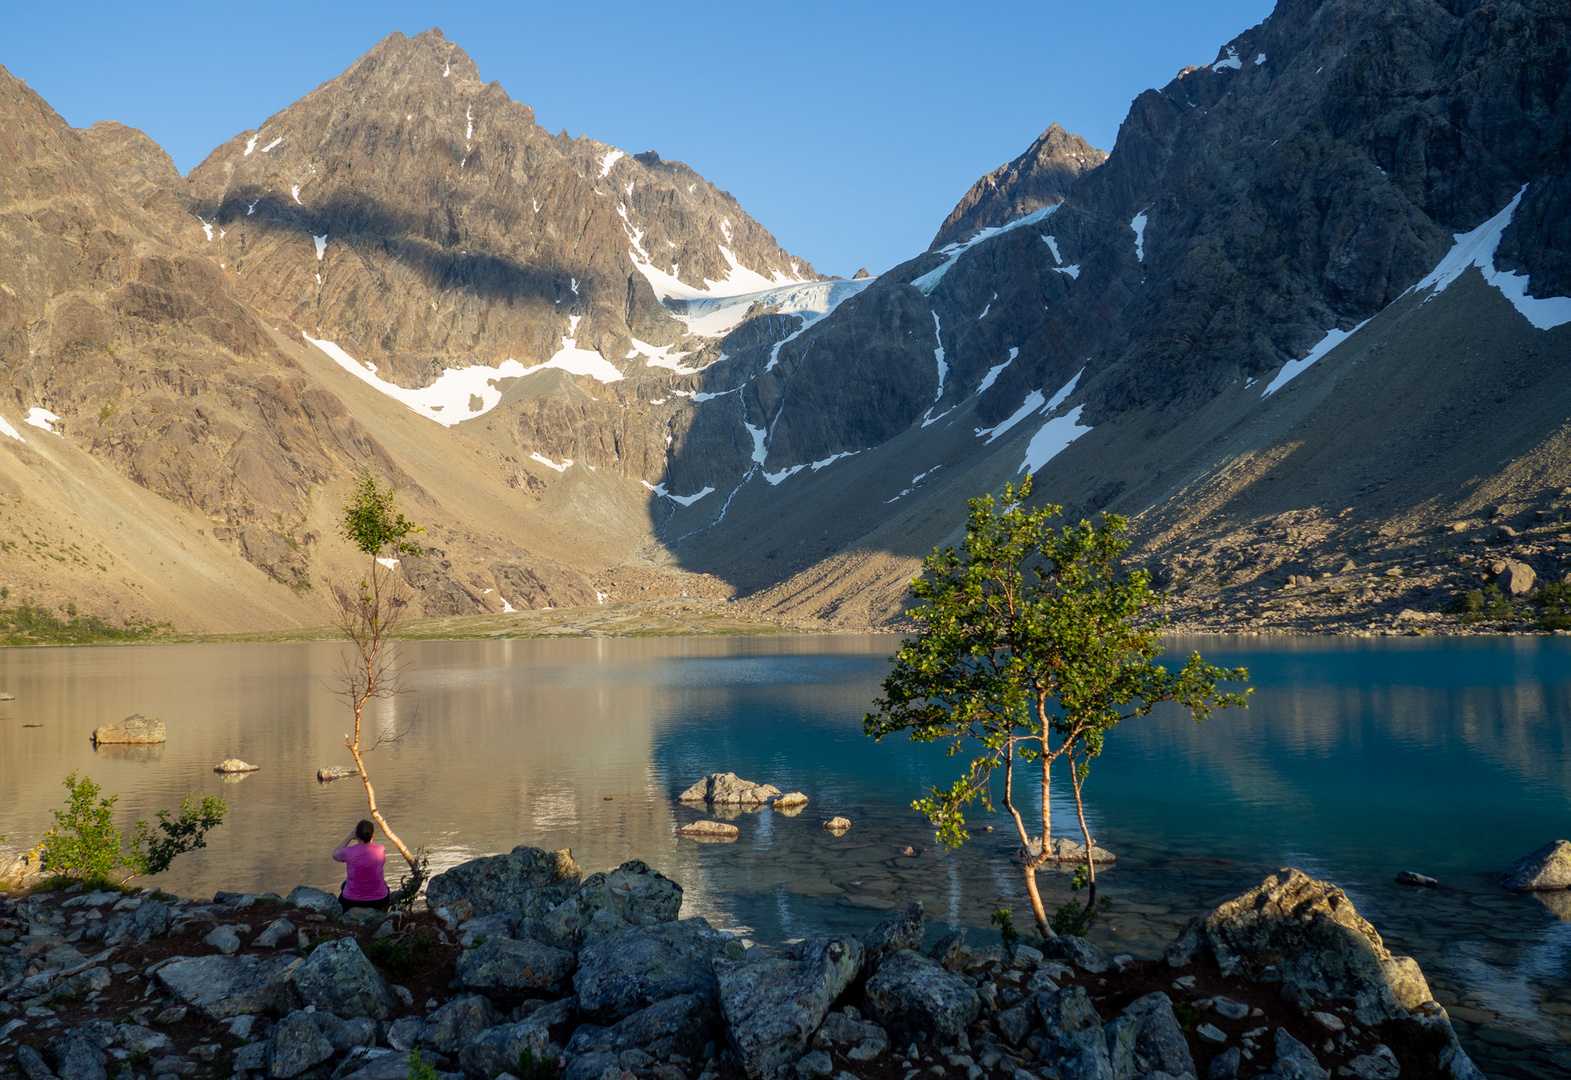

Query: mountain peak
[930,124,1107,249]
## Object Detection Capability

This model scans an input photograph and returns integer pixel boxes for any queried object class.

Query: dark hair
[355,820,375,843]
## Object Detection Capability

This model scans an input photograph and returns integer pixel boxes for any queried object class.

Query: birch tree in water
[863,476,1250,939]
[333,471,426,894]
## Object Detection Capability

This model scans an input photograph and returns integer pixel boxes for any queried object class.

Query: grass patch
[364,930,441,976]
[0,602,172,646]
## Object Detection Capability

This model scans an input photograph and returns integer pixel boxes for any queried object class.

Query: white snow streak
[977,348,1018,394]
[313,234,328,260]
[1131,213,1148,262]
[0,413,23,442]
[377,558,399,570]
[243,135,258,156]
[599,150,625,177]
[745,422,767,465]
[1404,184,1571,330]
[291,185,302,205]
[260,137,283,153]
[642,480,716,507]
[1020,406,1090,474]
[1261,322,1369,397]
[465,107,473,141]
[932,312,947,399]
[627,338,699,374]
[197,217,214,241]
[914,205,1059,295]
[1055,265,1081,279]
[303,333,530,426]
[1043,235,1062,264]
[1212,46,1243,71]
[24,408,60,433]
[1255,53,1267,65]
[530,453,573,472]
[976,391,1045,444]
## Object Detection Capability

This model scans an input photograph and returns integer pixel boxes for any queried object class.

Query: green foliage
[388,847,430,912]
[407,1050,442,1080]
[365,930,440,976]
[515,1047,557,1080]
[0,602,170,646]
[1532,580,1571,629]
[863,475,1249,932]
[1051,867,1096,936]
[990,908,1019,955]
[40,772,226,883]
[340,471,424,559]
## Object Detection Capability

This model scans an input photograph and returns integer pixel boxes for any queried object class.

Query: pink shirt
[334,842,389,901]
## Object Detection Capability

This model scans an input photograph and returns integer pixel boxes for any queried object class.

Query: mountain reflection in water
[1,634,1569,1075]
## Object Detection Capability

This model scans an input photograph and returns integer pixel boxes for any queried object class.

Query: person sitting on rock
[333,819,390,912]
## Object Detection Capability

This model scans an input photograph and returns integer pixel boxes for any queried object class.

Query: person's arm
[332,832,357,862]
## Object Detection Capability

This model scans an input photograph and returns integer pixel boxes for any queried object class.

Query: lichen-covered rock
[1036,985,1101,1044]
[1270,1027,1330,1080]
[810,1010,888,1054]
[426,846,583,924]
[1040,932,1110,974]
[254,917,298,948]
[1120,993,1196,1080]
[575,918,732,1022]
[458,1000,577,1080]
[266,1010,336,1079]
[566,992,715,1060]
[421,995,499,1054]
[455,935,576,995]
[156,953,302,1020]
[102,899,169,946]
[1498,840,1571,891]
[1164,868,1432,1022]
[286,886,342,917]
[46,1031,106,1080]
[677,773,782,804]
[541,860,683,947]
[674,820,739,840]
[90,714,165,745]
[214,759,259,772]
[863,902,923,971]
[294,937,394,1019]
[863,948,979,1043]
[1021,836,1117,864]
[716,936,865,1080]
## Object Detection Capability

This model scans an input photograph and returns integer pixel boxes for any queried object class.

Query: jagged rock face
[930,124,1106,249]
[183,28,815,388]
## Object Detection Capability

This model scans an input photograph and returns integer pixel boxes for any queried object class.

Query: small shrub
[365,931,439,976]
[515,1048,556,1080]
[408,1050,441,1080]
[39,773,226,884]
[990,908,1020,955]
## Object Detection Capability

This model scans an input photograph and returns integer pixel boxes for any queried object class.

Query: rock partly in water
[1498,840,1571,891]
[425,845,583,924]
[1165,868,1433,1023]
[820,817,851,833]
[772,792,809,808]
[863,948,979,1043]
[214,759,260,773]
[294,937,394,1019]
[318,765,355,781]
[90,714,166,745]
[1395,871,1439,888]
[714,935,865,1080]
[676,772,782,804]
[575,918,733,1022]
[674,821,739,840]
[1020,836,1117,864]
[156,953,302,1020]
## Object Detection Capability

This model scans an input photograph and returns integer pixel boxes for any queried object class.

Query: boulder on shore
[1498,840,1571,891]
[156,953,302,1019]
[1165,867,1432,1022]
[90,714,165,745]
[425,845,582,924]
[716,935,864,1079]
[677,772,782,804]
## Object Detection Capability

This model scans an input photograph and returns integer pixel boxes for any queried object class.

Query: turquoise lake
[1,634,1567,1078]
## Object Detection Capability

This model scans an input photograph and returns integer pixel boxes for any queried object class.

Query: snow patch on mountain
[643,480,715,506]
[977,348,1018,394]
[24,408,60,433]
[517,316,625,384]
[0,414,22,442]
[530,453,572,472]
[1020,406,1090,474]
[304,333,528,426]
[977,391,1046,443]
[599,150,625,177]
[1132,213,1148,262]
[1261,322,1370,397]
[914,205,1060,294]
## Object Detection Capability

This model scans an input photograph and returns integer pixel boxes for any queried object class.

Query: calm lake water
[1,634,1568,1078]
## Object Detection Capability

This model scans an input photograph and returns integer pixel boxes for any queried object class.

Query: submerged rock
[90,714,165,745]
[1498,840,1571,891]
[1165,868,1432,1022]
[677,772,782,804]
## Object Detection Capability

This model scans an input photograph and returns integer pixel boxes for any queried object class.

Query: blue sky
[7,1,1273,277]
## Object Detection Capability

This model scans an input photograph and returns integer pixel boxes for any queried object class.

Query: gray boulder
[456,936,576,996]
[1164,868,1432,1023]
[90,714,165,745]
[1270,1028,1329,1080]
[1120,993,1196,1080]
[457,1000,576,1080]
[102,900,169,946]
[1497,559,1537,596]
[115,1026,170,1055]
[456,914,514,948]
[46,1032,106,1080]
[863,948,979,1043]
[1498,840,1571,891]
[1341,1044,1400,1080]
[287,886,343,917]
[156,953,302,1020]
[266,1011,336,1080]
[677,773,782,804]
[1052,1026,1113,1080]
[716,936,864,1080]
[1103,1014,1137,1079]
[995,998,1037,1046]
[1040,933,1110,973]
[1037,985,1101,1044]
[862,902,923,971]
[16,1045,55,1080]
[421,995,500,1054]
[809,1009,888,1063]
[295,937,394,1019]
[336,1052,425,1080]
[575,918,732,1022]
[565,992,714,1060]
[255,917,298,948]
[204,925,242,955]
[426,846,583,924]
[540,861,683,947]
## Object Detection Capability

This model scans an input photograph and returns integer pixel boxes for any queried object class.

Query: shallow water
[1,634,1568,1077]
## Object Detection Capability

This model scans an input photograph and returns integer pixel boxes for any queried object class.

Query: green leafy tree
[864,476,1250,938]
[40,771,225,884]
[332,471,425,877]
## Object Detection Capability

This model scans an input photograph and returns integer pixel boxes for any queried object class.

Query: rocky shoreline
[1,850,1491,1080]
